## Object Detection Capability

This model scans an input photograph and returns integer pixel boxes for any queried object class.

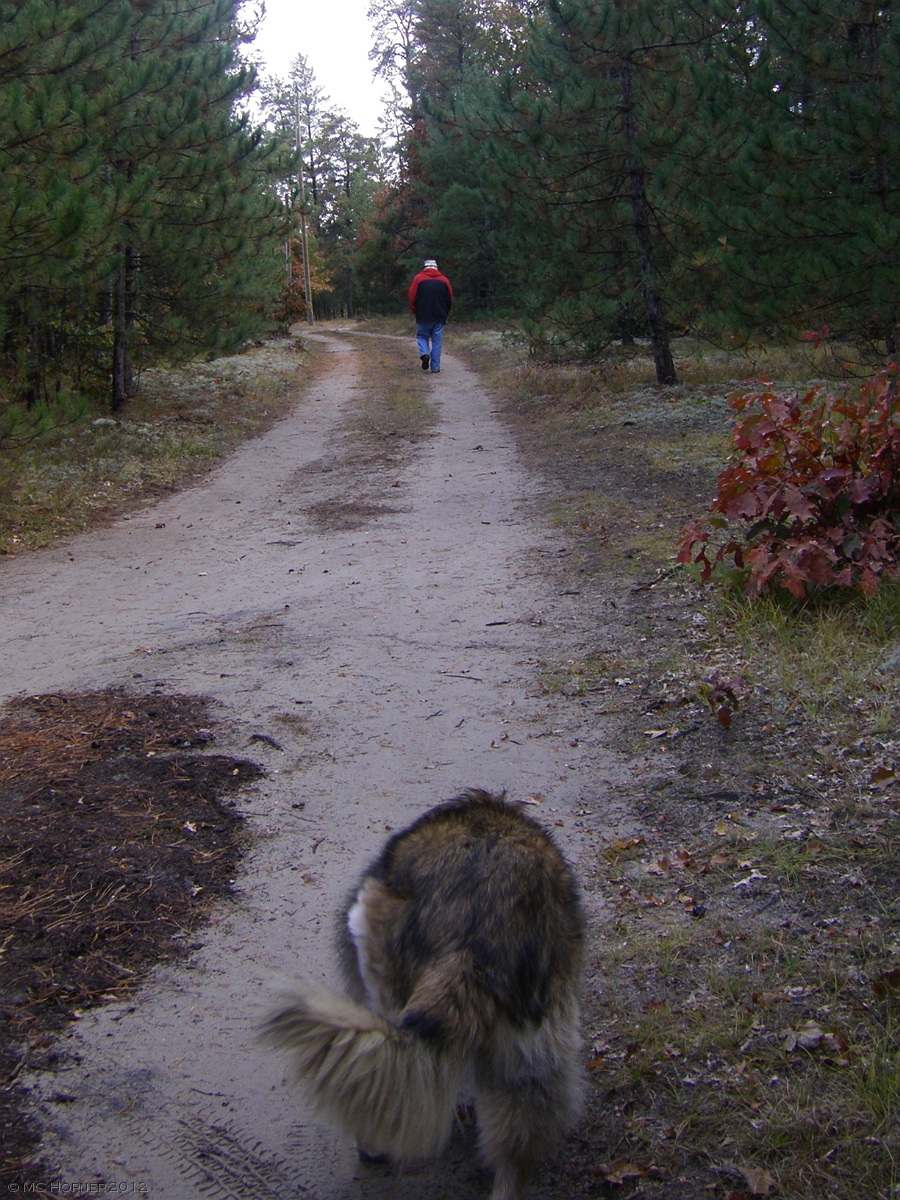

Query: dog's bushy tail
[260,983,464,1160]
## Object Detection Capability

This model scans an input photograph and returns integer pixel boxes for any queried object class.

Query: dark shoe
[420,354,430,371]
[430,368,440,373]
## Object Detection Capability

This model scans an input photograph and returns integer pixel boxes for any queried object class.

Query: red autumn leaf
[873,967,900,1001]
[782,485,817,521]
[870,764,896,789]
[801,325,830,345]
[678,370,900,598]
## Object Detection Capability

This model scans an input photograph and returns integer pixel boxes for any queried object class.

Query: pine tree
[469,0,720,379]
[99,0,285,406]
[0,0,287,409]
[368,0,421,117]
[701,1,900,355]
[260,56,383,319]
[356,0,544,312]
[0,0,132,401]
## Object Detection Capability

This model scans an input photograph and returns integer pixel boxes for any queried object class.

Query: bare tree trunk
[124,244,138,398]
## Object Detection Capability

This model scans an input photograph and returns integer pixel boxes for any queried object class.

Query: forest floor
[458,329,900,1200]
[0,323,897,1199]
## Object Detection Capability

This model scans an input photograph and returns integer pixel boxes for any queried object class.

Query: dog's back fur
[262,789,585,1200]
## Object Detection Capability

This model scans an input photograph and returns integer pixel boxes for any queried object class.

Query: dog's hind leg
[474,1082,564,1200]
[474,1012,584,1200]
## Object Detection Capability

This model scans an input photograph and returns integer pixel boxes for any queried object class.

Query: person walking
[408,258,453,373]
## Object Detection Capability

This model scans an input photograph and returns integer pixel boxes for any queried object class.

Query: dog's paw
[357,1145,390,1166]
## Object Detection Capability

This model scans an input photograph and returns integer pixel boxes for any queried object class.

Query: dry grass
[0,336,314,554]
[297,329,437,534]
[451,326,900,1200]
[342,330,437,447]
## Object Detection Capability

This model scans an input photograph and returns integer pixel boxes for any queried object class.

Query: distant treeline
[4,2,898,407]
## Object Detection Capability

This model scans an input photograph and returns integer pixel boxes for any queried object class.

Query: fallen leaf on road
[870,764,895,789]
[739,1165,776,1195]
[713,1160,776,1196]
[733,869,767,888]
[783,1019,825,1052]
[751,991,791,1007]
[595,1159,662,1185]
[873,967,900,1001]
[603,836,645,860]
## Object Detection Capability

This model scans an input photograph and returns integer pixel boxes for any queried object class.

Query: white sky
[249,0,390,135]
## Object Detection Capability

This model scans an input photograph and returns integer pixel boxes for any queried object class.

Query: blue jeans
[416,322,445,372]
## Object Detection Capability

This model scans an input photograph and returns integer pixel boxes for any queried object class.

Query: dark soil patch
[305,498,405,531]
[0,690,262,1187]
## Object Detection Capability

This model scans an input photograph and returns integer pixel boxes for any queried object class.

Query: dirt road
[1,333,633,1198]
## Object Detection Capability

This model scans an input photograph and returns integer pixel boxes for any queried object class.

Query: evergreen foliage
[354,0,900,369]
[477,0,724,379]
[358,0,543,313]
[0,0,288,409]
[702,2,900,350]
[9,1,895,400]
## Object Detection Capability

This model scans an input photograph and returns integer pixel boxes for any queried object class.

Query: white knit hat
[424,258,438,270]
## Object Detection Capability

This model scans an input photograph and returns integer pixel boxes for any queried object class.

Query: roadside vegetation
[0,338,313,555]
[456,324,899,1200]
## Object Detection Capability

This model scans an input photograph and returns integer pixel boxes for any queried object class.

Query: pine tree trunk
[620,60,677,385]
[112,243,138,412]
[124,244,138,397]
[617,304,635,346]
[885,315,898,365]
[862,13,897,366]
[112,264,125,412]
[112,242,138,410]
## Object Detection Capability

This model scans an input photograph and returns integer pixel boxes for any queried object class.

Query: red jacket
[408,268,453,323]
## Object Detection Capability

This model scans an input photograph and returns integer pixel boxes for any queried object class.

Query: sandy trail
[2,333,630,1198]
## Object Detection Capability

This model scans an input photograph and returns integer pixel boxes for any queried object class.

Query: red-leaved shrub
[678,371,900,598]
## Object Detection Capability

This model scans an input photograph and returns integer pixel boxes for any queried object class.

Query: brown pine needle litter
[0,688,263,1185]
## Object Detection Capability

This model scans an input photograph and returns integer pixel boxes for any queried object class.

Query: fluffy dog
[261,788,585,1200]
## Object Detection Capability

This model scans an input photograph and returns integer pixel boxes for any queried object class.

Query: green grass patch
[589,824,899,1199]
[725,582,900,754]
